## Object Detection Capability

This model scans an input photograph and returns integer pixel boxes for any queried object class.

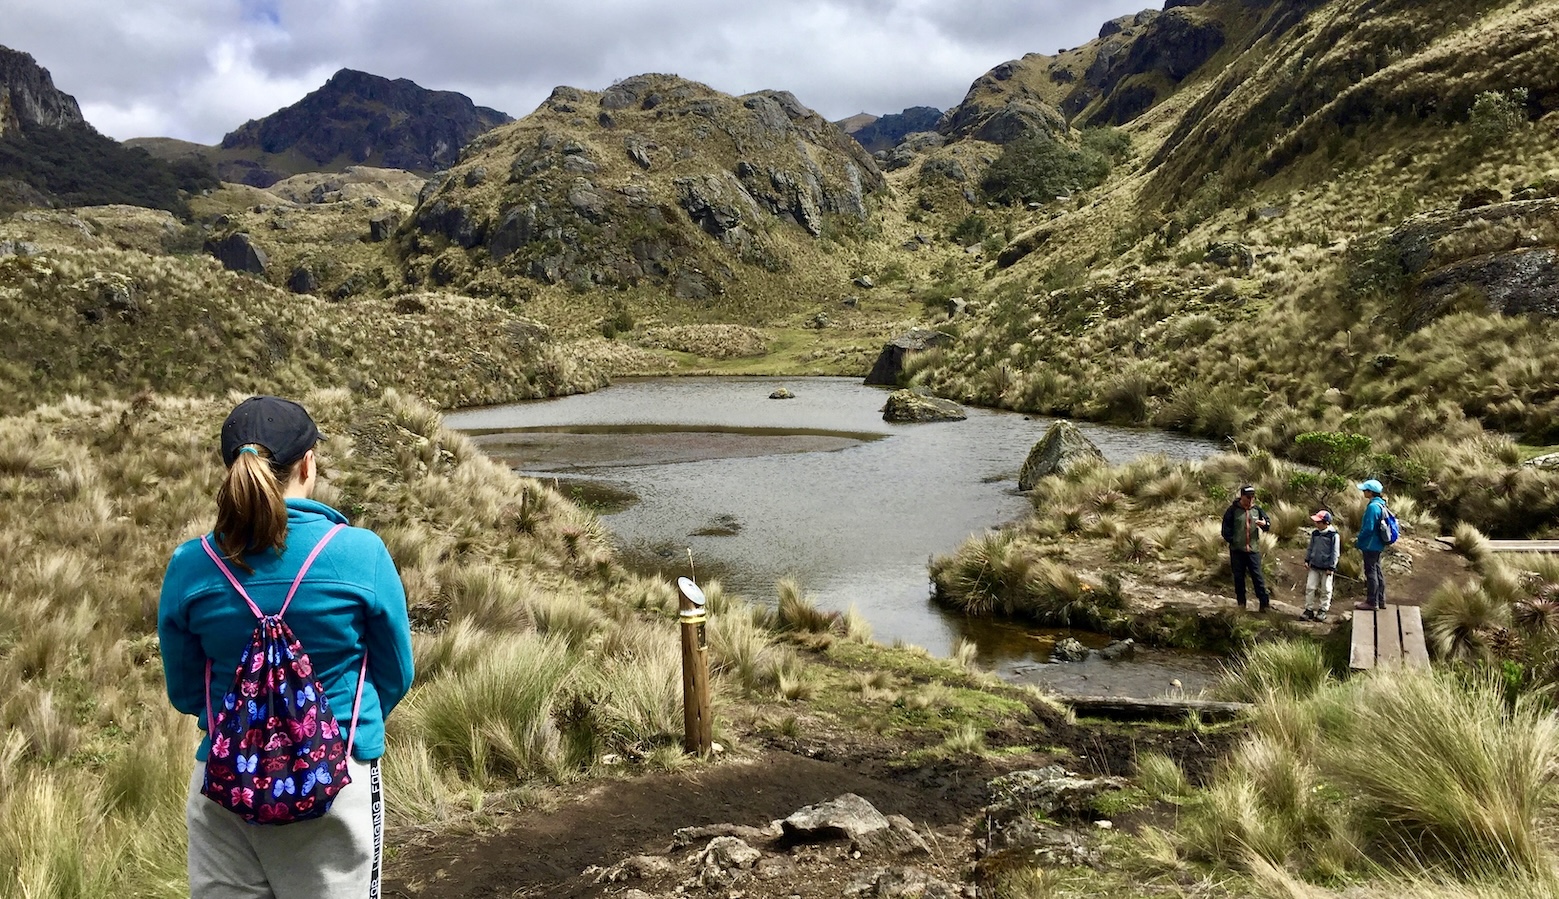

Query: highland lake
[447,377,1226,697]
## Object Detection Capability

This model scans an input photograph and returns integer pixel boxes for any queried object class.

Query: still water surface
[447,377,1226,695]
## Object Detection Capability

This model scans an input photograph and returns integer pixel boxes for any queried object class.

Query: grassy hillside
[0,203,609,413]
[904,0,1559,535]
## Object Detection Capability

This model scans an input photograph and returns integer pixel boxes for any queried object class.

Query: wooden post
[677,576,713,755]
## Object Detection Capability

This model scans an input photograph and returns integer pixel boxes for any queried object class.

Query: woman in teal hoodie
[158,396,414,898]
[1354,478,1389,611]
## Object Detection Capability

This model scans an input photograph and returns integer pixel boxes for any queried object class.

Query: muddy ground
[383,703,1234,899]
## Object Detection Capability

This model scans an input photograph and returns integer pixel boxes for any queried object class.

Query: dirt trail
[383,750,990,899]
[383,712,1234,899]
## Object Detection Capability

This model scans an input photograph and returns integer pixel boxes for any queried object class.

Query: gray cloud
[10,0,1154,142]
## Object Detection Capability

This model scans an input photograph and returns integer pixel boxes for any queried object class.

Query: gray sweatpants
[186,757,382,899]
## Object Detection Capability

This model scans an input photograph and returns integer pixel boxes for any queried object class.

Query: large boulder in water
[882,388,966,423]
[1018,421,1104,489]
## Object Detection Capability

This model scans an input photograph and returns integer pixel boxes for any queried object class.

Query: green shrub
[1080,127,1133,163]
[0,125,189,215]
[1293,431,1372,475]
[1467,88,1529,148]
[980,133,1112,206]
[950,214,989,244]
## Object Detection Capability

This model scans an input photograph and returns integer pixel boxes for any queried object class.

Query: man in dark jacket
[1221,484,1272,611]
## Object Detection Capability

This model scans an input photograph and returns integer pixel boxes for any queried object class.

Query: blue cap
[1359,479,1384,494]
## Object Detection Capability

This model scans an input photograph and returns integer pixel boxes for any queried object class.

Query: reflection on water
[447,377,1222,687]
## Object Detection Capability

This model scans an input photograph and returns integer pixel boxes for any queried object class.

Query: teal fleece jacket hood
[158,498,414,762]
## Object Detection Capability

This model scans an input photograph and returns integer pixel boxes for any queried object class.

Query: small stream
[447,377,1227,697]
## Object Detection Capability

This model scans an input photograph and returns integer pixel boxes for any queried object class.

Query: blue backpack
[1377,503,1400,545]
[198,524,366,825]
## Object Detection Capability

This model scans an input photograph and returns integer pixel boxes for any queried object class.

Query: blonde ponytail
[214,445,291,572]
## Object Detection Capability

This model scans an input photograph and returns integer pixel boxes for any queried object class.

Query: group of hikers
[155,392,1406,897]
[1221,480,1394,621]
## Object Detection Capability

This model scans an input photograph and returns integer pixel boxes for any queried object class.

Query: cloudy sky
[8,0,1156,144]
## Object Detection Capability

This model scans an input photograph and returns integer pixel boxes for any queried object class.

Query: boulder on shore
[864,328,951,386]
[1018,421,1104,489]
[882,389,966,423]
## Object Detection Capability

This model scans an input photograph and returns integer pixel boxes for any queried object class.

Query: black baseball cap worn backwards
[221,396,322,467]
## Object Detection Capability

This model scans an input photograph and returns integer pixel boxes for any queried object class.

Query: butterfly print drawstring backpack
[198,524,367,824]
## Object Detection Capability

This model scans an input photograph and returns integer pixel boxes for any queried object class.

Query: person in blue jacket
[159,396,414,898]
[1355,478,1389,611]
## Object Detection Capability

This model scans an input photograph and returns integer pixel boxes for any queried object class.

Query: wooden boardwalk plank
[1399,605,1431,670]
[1350,606,1377,670]
[1436,537,1559,553]
[1375,605,1405,667]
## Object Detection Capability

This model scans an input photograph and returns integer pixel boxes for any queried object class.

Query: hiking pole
[677,575,713,756]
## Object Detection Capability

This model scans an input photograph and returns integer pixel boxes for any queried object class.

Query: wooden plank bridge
[1435,537,1559,553]
[1349,604,1431,671]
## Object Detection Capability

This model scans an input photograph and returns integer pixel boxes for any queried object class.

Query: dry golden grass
[0,388,812,897]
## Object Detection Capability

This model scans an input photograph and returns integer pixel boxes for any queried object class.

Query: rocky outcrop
[985,766,1127,825]
[879,132,946,171]
[587,793,934,896]
[882,389,967,423]
[843,106,943,153]
[864,329,953,386]
[1081,8,1226,126]
[217,68,512,187]
[938,61,1068,144]
[1414,248,1559,323]
[1018,421,1105,489]
[1205,241,1254,273]
[0,46,86,136]
[204,233,269,275]
[403,73,886,298]
[1351,198,1559,330]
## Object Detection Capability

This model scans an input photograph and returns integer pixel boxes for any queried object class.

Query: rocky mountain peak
[402,71,886,300]
[215,68,513,186]
[0,46,86,137]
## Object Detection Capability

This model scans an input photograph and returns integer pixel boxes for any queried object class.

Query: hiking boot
[1314,612,1328,622]
[1257,603,1270,613]
[1300,609,1315,621]
[1237,601,1247,610]
[1355,601,1379,611]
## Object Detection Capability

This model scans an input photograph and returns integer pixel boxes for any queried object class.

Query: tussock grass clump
[1425,581,1512,662]
[929,530,1123,628]
[591,633,684,752]
[1328,674,1559,874]
[775,578,840,635]
[707,605,782,695]
[1450,522,1493,569]
[405,633,583,782]
[1178,670,1559,881]
[1135,752,1192,803]
[1214,640,1333,703]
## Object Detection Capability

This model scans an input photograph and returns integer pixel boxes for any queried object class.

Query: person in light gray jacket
[1302,509,1341,621]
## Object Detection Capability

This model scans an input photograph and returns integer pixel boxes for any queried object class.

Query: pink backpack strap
[199,523,357,733]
